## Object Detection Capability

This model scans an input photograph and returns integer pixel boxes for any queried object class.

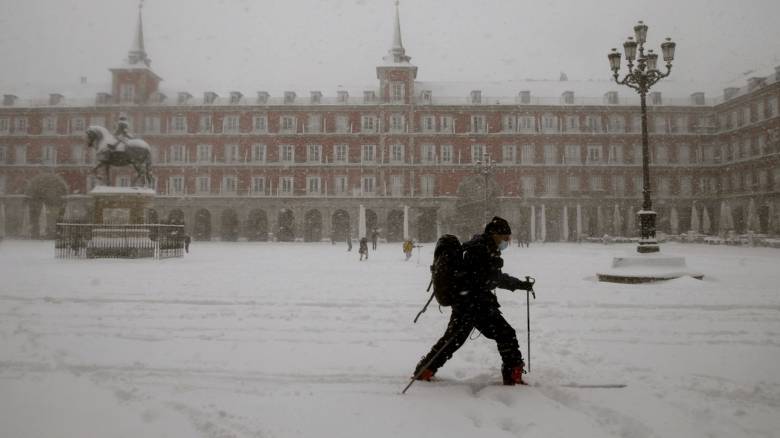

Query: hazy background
[1,0,779,95]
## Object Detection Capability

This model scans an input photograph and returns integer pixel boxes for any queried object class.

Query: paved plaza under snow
[1,240,779,438]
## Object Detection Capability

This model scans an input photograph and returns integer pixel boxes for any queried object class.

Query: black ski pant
[417,302,523,373]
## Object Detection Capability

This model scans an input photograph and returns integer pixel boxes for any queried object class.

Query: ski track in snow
[1,240,780,438]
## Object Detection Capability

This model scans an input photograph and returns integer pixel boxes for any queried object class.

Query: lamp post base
[637,210,659,254]
[597,251,703,284]
[637,241,660,254]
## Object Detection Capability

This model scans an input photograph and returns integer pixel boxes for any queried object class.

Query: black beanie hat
[484,216,511,235]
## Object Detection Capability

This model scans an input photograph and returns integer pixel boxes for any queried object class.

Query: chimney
[690,92,705,105]
[257,91,270,104]
[49,93,64,105]
[229,91,243,104]
[204,91,218,104]
[177,92,192,104]
[310,91,322,104]
[283,91,296,104]
[723,87,739,100]
[3,94,18,106]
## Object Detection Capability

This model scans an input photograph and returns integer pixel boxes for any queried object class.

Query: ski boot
[502,362,526,386]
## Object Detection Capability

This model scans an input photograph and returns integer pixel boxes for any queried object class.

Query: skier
[412,216,535,385]
[403,239,414,261]
[359,237,369,260]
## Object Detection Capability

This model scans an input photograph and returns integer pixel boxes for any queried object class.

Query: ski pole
[401,336,457,395]
[413,280,434,323]
[525,276,536,373]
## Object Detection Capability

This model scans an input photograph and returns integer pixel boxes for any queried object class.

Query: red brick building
[1,6,779,242]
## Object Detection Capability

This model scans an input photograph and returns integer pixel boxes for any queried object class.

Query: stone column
[540,204,547,242]
[562,204,569,242]
[403,205,409,240]
[576,203,582,241]
[268,207,279,241]
[530,205,536,242]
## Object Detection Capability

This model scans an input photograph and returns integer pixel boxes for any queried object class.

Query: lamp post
[474,153,495,224]
[608,21,676,254]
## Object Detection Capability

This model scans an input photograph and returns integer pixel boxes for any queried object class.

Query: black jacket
[459,233,520,308]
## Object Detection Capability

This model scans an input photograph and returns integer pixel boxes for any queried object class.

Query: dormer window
[230,92,243,104]
[562,91,574,105]
[690,92,705,105]
[49,93,64,106]
[257,91,270,104]
[96,93,112,105]
[284,91,296,104]
[120,84,135,103]
[420,90,432,103]
[518,91,531,104]
[337,90,349,103]
[604,91,619,105]
[310,91,322,104]
[363,91,376,103]
[650,92,662,105]
[391,82,404,102]
[470,90,482,104]
[177,92,192,105]
[204,92,218,104]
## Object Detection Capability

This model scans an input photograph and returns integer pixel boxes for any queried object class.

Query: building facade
[1,6,779,242]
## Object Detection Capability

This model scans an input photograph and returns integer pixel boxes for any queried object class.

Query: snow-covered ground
[1,239,779,438]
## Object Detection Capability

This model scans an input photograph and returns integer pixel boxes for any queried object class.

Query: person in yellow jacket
[402,239,414,261]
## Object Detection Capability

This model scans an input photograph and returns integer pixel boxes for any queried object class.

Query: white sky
[1,0,779,96]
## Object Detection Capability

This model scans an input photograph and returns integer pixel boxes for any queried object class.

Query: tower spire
[127,0,151,66]
[383,0,411,64]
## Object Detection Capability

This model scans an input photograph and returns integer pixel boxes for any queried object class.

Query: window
[307,144,322,163]
[306,114,322,133]
[43,116,57,134]
[655,144,668,164]
[225,144,240,163]
[612,175,625,196]
[279,177,294,195]
[566,116,579,132]
[678,144,690,164]
[421,144,436,163]
[420,175,435,196]
[307,176,321,195]
[171,115,187,133]
[658,177,671,196]
[521,176,535,197]
[440,145,453,163]
[13,117,28,134]
[471,144,485,163]
[471,115,486,133]
[197,176,211,194]
[253,115,268,132]
[199,114,213,133]
[0,146,6,163]
[15,145,26,164]
[502,145,516,163]
[0,118,9,134]
[143,116,161,134]
[568,174,580,192]
[280,144,294,163]
[0,175,4,194]
[654,115,667,133]
[197,144,212,163]
[680,176,692,196]
[521,144,535,164]
[334,176,348,195]
[502,115,516,132]
[91,116,105,129]
[361,144,376,163]
[608,115,624,132]
[519,116,535,132]
[608,144,623,163]
[119,83,135,103]
[391,82,404,101]
[117,176,131,187]
[564,144,581,164]
[390,144,404,163]
[42,145,56,165]
[422,115,435,132]
[541,114,557,132]
[675,115,688,133]
[169,176,184,195]
[251,144,266,163]
[170,145,185,163]
[439,116,453,133]
[589,175,604,191]
[544,144,558,164]
[335,115,350,133]
[361,115,376,132]
[362,176,376,194]
[544,174,558,194]
[586,115,602,132]
[586,145,602,164]
[222,115,240,133]
[334,144,348,163]
[634,175,643,194]
[251,177,266,195]
[281,116,296,133]
[390,114,405,132]
[391,175,403,197]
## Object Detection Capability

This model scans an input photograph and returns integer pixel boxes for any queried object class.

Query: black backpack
[429,234,466,306]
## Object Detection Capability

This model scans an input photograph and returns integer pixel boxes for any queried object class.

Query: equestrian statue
[85,116,153,187]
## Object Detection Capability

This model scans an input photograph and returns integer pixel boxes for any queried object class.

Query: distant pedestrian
[184,234,191,253]
[346,232,353,252]
[371,228,379,250]
[403,239,414,261]
[359,237,369,260]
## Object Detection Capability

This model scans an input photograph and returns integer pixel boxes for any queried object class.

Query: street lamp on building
[608,21,676,254]
[474,153,495,224]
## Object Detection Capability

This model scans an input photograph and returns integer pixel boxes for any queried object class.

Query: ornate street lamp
[607,21,676,253]
[474,153,495,224]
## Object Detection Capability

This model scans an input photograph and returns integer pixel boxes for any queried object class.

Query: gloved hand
[509,277,535,291]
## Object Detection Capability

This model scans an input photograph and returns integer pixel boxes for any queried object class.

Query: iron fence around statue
[55,223,185,259]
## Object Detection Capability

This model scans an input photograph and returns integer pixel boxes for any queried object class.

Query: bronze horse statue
[85,126,153,187]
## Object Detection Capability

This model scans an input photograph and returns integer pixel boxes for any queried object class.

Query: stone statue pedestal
[89,186,156,224]
[597,250,703,283]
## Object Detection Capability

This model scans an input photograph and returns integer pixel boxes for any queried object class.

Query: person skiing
[111,115,134,152]
[403,239,414,261]
[412,216,535,385]
[359,237,369,260]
